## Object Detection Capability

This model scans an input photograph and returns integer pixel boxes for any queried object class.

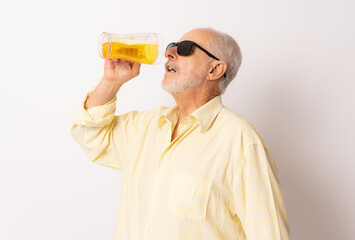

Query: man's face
[162,29,216,94]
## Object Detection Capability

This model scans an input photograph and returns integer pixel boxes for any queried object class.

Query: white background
[0,0,354,239]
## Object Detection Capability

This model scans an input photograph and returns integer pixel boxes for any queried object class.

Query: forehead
[178,29,216,47]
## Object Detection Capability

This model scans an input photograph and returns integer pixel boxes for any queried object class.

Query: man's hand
[102,59,141,84]
[84,59,141,109]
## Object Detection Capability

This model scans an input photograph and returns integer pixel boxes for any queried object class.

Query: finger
[116,60,132,69]
[120,59,131,64]
[104,59,115,70]
[131,62,141,77]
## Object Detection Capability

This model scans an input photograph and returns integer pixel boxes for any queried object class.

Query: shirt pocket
[168,172,213,221]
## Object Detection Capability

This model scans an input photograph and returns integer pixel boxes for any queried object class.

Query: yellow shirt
[71,89,290,240]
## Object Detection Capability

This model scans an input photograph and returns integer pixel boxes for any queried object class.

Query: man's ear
[207,60,227,81]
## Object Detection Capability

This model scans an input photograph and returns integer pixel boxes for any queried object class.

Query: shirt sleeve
[231,143,290,239]
[71,88,138,171]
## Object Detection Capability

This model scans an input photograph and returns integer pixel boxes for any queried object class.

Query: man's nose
[165,46,177,59]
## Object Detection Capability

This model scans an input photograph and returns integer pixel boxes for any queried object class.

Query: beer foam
[116,37,157,45]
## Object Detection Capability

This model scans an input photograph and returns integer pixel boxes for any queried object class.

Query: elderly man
[71,28,290,239]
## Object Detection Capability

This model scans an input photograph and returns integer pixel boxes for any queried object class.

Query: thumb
[131,62,141,77]
[104,59,115,71]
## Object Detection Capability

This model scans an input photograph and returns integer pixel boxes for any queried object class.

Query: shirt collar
[158,95,224,132]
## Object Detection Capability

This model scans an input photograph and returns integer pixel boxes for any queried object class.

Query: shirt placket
[143,119,195,239]
[143,122,173,239]
[143,169,163,239]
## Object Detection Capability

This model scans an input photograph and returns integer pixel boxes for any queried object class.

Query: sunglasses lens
[177,41,194,56]
[166,42,176,51]
[166,41,196,56]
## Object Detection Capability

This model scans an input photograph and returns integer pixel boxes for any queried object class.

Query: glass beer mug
[98,32,164,64]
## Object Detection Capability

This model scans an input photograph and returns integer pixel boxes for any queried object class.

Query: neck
[171,86,219,121]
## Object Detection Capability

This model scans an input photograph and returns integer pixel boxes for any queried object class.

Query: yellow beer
[101,42,159,64]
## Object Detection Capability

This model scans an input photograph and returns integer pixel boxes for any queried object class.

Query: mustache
[165,61,179,71]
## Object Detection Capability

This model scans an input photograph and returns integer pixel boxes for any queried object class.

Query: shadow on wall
[250,78,342,240]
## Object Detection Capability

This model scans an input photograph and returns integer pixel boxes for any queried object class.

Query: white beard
[162,67,207,94]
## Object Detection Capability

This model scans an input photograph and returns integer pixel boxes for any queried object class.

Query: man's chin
[161,80,185,94]
[161,75,204,94]
[161,84,182,94]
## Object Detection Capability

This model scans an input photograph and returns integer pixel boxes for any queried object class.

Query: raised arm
[71,59,141,171]
[85,59,140,109]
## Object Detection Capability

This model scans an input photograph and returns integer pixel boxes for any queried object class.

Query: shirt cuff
[73,86,117,127]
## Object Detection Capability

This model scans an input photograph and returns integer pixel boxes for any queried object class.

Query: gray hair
[206,28,242,94]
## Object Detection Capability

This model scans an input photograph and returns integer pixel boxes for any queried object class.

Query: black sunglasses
[166,40,226,78]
